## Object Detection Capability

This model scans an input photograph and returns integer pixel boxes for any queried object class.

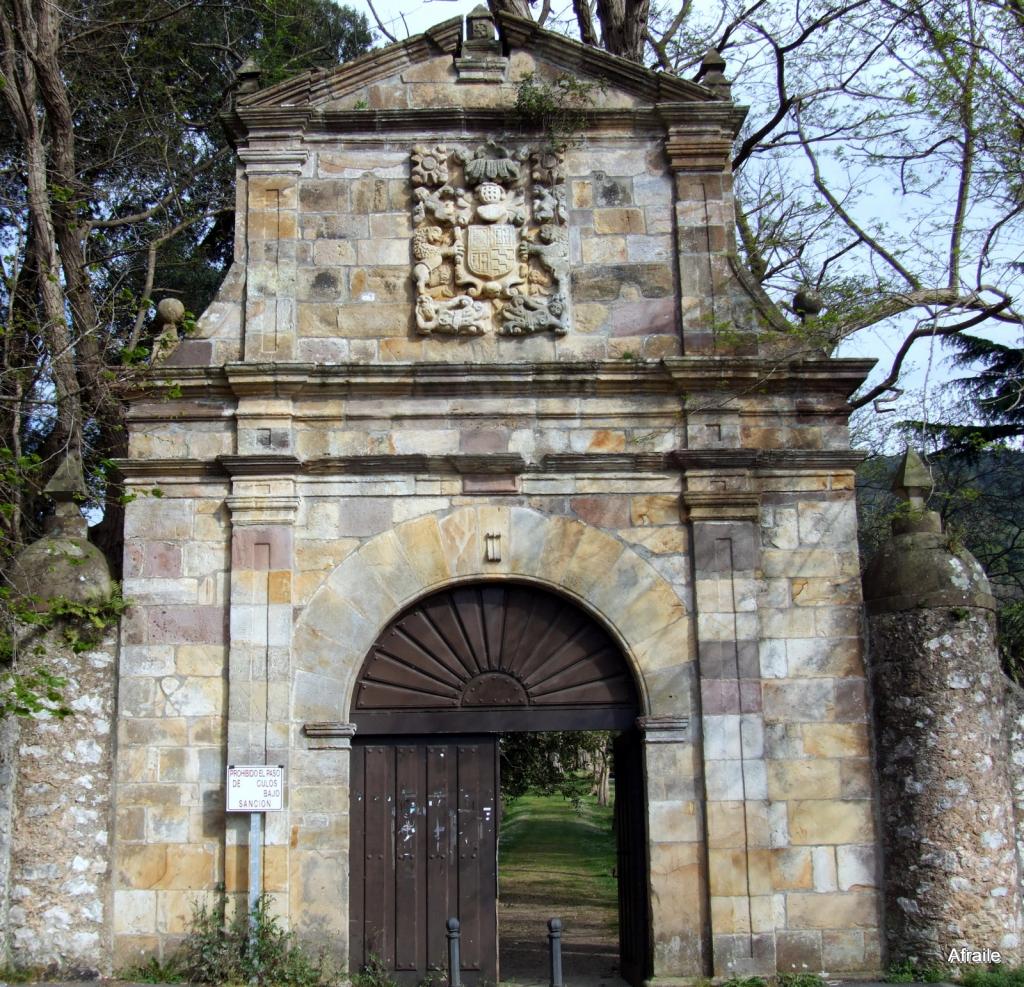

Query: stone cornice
[671,449,867,472]
[303,722,358,738]
[304,454,526,476]
[225,495,300,526]
[236,107,671,141]
[663,356,875,399]
[636,715,691,742]
[656,102,749,137]
[141,361,678,399]
[538,453,669,473]
[136,358,875,402]
[219,455,301,477]
[112,458,229,481]
[236,148,309,174]
[114,449,864,482]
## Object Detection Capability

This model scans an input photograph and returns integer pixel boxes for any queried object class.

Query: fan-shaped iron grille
[352,582,639,734]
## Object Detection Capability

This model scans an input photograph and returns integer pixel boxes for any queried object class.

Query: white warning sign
[227,765,284,811]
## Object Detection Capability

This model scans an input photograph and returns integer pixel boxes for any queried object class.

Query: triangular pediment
[235,11,717,118]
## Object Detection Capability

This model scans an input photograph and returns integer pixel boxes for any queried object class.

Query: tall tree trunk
[594,0,649,61]
[1,0,84,459]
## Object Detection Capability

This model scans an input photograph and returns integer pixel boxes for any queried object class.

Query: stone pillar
[3,456,117,974]
[641,715,707,978]
[864,450,1021,965]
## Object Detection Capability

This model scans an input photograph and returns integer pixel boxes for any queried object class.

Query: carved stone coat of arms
[409,140,569,337]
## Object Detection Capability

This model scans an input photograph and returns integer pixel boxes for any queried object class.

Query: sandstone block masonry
[110,8,884,980]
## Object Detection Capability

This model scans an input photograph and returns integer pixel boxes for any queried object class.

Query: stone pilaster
[225,472,298,917]
[662,106,741,355]
[684,478,772,975]
[239,149,307,362]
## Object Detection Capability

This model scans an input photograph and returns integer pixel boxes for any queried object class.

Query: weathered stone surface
[5,629,117,974]
[870,605,1021,962]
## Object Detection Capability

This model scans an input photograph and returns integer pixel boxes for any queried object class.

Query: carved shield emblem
[466,225,517,279]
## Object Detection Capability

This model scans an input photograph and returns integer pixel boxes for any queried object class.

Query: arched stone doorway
[290,507,701,982]
[348,581,648,987]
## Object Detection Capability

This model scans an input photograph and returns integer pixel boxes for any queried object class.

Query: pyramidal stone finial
[236,56,262,94]
[696,47,732,100]
[42,453,89,538]
[890,447,942,536]
[891,447,933,511]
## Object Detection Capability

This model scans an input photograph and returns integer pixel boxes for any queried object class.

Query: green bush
[960,967,1024,987]
[121,893,331,986]
[779,974,826,987]
[886,959,950,983]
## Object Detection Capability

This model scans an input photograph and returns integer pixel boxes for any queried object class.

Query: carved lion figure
[416,295,488,336]
[412,226,462,296]
[500,293,568,336]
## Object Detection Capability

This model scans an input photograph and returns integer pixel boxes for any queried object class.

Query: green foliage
[960,965,1024,987]
[0,666,71,719]
[0,964,40,983]
[779,974,825,987]
[0,585,129,719]
[885,959,949,983]
[721,977,768,987]
[0,0,373,568]
[0,585,129,662]
[514,72,604,148]
[152,893,333,986]
[919,335,1024,452]
[120,956,186,983]
[499,731,610,810]
[351,953,399,987]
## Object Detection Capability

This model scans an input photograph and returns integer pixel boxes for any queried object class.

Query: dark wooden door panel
[350,737,498,987]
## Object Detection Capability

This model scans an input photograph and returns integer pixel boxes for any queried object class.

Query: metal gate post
[548,917,563,987]
[447,917,461,987]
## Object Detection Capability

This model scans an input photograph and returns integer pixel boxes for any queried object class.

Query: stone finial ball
[157,297,185,325]
[793,288,824,318]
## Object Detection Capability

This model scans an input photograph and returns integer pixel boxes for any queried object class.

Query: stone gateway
[110,9,884,980]
[13,7,1018,982]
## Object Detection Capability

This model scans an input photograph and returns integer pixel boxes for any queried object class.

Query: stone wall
[2,630,117,974]
[114,479,231,968]
[869,607,1020,964]
[1005,680,1024,943]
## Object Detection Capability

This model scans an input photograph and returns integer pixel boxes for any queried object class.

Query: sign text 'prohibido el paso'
[227,765,284,811]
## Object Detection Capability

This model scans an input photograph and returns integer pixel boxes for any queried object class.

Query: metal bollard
[548,917,563,987]
[447,916,461,987]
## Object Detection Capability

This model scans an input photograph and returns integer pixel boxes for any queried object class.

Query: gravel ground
[497,863,623,987]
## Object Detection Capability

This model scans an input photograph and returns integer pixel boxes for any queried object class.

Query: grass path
[497,793,621,986]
